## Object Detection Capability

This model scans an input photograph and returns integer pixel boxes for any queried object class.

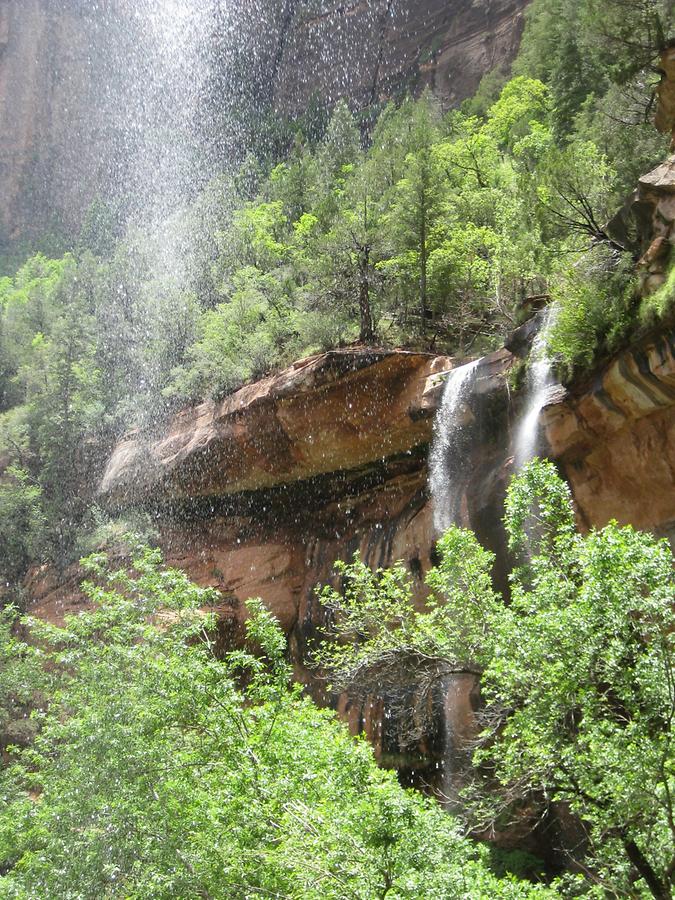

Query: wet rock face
[97,347,452,677]
[269,0,527,113]
[93,325,675,671]
[100,349,449,505]
[97,345,517,652]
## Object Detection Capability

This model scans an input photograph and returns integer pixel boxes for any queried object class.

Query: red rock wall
[544,325,675,543]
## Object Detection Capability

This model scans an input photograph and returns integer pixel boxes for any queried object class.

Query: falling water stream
[428,359,481,535]
[428,309,558,806]
[428,360,481,806]
[117,1,220,281]
[513,305,558,469]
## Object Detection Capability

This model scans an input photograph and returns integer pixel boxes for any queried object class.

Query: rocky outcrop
[544,324,675,543]
[100,349,450,506]
[92,318,675,644]
[635,154,675,293]
[98,349,452,684]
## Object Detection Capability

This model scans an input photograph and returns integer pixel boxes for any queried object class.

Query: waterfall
[514,306,557,468]
[119,2,217,276]
[428,359,480,534]
[91,2,251,279]
[90,1,241,430]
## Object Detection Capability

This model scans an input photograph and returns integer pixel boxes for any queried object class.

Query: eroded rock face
[97,343,518,658]
[544,325,675,543]
[635,154,675,292]
[94,322,675,659]
[98,348,451,675]
[100,349,450,505]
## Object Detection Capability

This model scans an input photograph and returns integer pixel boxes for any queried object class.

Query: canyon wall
[25,311,675,791]
[0,0,527,250]
[0,1,141,247]
[266,0,526,113]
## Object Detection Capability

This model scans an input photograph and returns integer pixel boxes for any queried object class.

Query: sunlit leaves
[0,541,550,898]
[318,460,675,895]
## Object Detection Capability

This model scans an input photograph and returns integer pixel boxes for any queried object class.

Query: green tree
[0,253,105,566]
[0,254,70,412]
[76,198,121,259]
[309,160,385,344]
[382,142,444,333]
[0,541,554,899]
[0,467,44,597]
[534,140,621,247]
[317,460,675,897]
[312,100,362,224]
[427,224,498,352]
[21,260,103,564]
[0,604,42,752]
[546,245,636,375]
[483,77,550,152]
[516,0,671,88]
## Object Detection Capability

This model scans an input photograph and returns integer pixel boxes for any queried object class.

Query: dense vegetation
[317,460,675,898]
[0,0,672,586]
[1,463,673,897]
[0,3,674,894]
[0,539,556,899]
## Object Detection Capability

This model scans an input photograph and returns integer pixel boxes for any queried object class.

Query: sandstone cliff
[266,0,526,113]
[0,1,138,246]
[21,305,673,795]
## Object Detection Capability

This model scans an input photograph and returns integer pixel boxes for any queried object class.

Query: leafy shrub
[0,542,554,898]
[546,246,636,376]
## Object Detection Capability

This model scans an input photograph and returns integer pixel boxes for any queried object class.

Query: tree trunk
[624,837,671,899]
[358,249,374,343]
[420,203,428,335]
